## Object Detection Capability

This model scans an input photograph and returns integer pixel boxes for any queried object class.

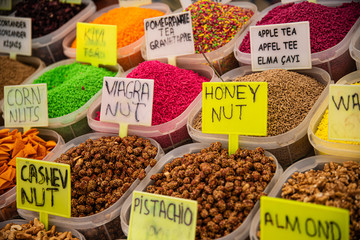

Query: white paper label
[0,16,32,56]
[281,0,301,4]
[100,77,154,126]
[250,21,311,71]
[180,0,231,9]
[144,11,195,60]
[119,0,151,7]
[0,0,11,10]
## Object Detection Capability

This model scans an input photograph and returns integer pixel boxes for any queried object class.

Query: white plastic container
[22,0,96,65]
[87,62,217,152]
[249,155,358,240]
[20,59,123,142]
[234,0,360,81]
[0,127,64,221]
[62,3,171,71]
[141,1,258,75]
[0,219,85,240]
[350,26,360,70]
[120,143,283,240]
[0,55,46,126]
[18,132,164,240]
[308,70,360,159]
[187,66,331,167]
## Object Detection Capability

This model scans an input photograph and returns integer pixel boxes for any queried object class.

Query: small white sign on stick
[144,11,195,60]
[100,77,154,126]
[250,21,311,71]
[0,16,32,56]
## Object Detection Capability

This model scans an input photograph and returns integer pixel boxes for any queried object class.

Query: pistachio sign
[249,21,311,71]
[128,191,197,240]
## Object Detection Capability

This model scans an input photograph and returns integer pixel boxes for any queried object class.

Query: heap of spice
[239,1,360,53]
[146,142,277,239]
[192,69,325,136]
[0,56,36,101]
[15,0,85,38]
[33,62,117,118]
[0,128,56,194]
[186,0,254,53]
[0,218,80,239]
[315,82,360,145]
[71,7,164,49]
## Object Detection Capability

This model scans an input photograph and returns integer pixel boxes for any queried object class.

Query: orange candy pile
[0,128,56,194]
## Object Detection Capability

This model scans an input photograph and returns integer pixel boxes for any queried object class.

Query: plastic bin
[0,55,45,126]
[0,219,85,240]
[249,155,358,240]
[0,127,64,221]
[141,2,258,75]
[308,70,360,159]
[62,3,171,71]
[13,59,123,142]
[234,0,360,81]
[87,62,217,152]
[187,66,331,168]
[18,132,164,240]
[350,27,360,70]
[120,142,283,240]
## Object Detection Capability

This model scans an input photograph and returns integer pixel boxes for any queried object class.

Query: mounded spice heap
[0,128,56,195]
[71,7,164,49]
[15,0,85,38]
[55,135,158,217]
[147,142,277,240]
[0,218,79,239]
[0,56,36,100]
[239,1,360,53]
[126,61,210,125]
[281,161,360,239]
[315,82,360,145]
[186,0,254,53]
[33,62,116,118]
[192,69,325,136]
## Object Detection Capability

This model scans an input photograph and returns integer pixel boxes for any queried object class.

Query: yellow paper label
[0,0,11,10]
[128,191,197,240]
[76,22,117,67]
[119,0,151,7]
[16,158,71,218]
[261,196,349,240]
[328,85,360,142]
[4,84,48,128]
[202,82,267,136]
[60,0,82,4]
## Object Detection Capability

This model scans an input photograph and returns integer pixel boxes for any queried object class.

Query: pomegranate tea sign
[100,77,154,126]
[249,21,311,71]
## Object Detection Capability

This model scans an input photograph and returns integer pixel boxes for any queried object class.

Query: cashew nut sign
[16,158,71,218]
[128,191,197,240]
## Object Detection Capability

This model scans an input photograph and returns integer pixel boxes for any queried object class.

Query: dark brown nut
[55,135,158,217]
[146,142,276,239]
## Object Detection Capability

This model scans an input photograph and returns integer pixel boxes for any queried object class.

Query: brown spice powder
[192,69,325,136]
[0,56,36,100]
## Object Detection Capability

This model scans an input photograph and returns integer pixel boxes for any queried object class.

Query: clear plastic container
[249,155,358,240]
[0,219,85,240]
[350,26,360,70]
[120,142,283,240]
[187,66,331,167]
[16,59,123,142]
[0,55,46,126]
[0,127,65,221]
[62,3,171,71]
[234,0,360,81]
[141,2,258,75]
[87,62,217,152]
[18,132,164,240]
[308,70,360,159]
